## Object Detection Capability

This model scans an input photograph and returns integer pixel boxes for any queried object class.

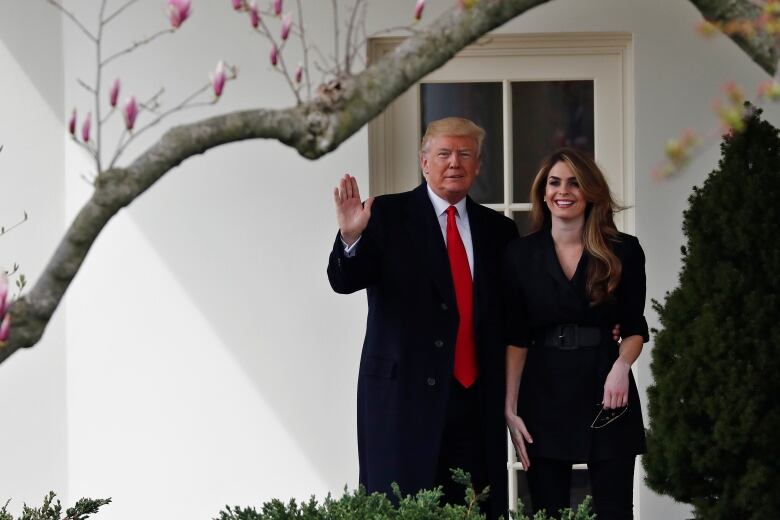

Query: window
[368,33,634,234]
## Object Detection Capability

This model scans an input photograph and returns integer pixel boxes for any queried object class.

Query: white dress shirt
[426,184,474,277]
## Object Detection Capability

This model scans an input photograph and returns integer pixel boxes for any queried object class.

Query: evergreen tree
[644,106,780,519]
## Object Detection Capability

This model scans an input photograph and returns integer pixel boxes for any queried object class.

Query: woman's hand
[505,412,533,470]
[602,358,630,409]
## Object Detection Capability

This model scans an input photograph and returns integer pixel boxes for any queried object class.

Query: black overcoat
[503,229,649,462]
[328,183,518,518]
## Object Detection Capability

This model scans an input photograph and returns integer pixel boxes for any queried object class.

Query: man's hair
[420,117,485,156]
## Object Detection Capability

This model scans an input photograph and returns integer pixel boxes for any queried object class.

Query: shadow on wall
[0,3,63,120]
[125,139,362,491]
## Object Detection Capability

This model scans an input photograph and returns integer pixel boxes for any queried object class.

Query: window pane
[512,211,532,236]
[511,81,594,203]
[420,82,503,204]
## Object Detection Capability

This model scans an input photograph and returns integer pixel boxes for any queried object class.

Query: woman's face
[544,160,587,223]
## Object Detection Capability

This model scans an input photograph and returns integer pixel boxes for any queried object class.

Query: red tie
[446,206,478,388]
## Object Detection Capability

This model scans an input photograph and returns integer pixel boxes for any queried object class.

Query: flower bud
[0,314,10,342]
[81,112,92,142]
[281,13,292,40]
[273,0,282,16]
[294,63,303,84]
[109,78,121,108]
[231,0,242,10]
[414,0,424,20]
[123,96,138,131]
[212,61,226,97]
[270,43,279,66]
[167,0,192,29]
[250,0,260,28]
[0,272,8,317]
[68,108,77,136]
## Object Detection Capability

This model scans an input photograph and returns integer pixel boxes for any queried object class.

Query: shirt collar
[426,183,468,218]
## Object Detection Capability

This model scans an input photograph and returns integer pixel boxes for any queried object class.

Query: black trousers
[527,456,636,520]
[434,379,489,511]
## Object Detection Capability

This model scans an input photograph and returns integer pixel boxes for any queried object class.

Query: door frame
[367,31,639,516]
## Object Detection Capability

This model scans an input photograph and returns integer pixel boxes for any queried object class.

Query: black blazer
[328,183,517,518]
[503,229,649,461]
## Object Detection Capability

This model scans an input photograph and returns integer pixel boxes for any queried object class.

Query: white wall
[1,0,776,518]
[0,1,66,512]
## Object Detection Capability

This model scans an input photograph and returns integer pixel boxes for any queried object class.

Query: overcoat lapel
[404,183,455,306]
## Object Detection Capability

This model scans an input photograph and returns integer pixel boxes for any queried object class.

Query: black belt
[530,324,602,350]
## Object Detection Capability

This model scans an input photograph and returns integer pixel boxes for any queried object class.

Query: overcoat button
[440,303,448,311]
[426,377,437,386]
[434,339,444,348]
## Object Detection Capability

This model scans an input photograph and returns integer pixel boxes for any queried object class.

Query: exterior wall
[0,0,775,518]
[0,1,66,512]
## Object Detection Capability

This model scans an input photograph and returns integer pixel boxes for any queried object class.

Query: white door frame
[367,32,638,517]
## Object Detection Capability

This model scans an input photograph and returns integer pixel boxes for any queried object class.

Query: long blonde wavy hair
[529,148,625,306]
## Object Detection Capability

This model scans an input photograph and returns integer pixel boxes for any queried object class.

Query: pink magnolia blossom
[273,0,282,16]
[109,78,121,108]
[167,0,192,28]
[249,0,260,28]
[211,61,226,97]
[123,96,138,130]
[281,13,292,40]
[0,272,9,342]
[68,108,77,135]
[270,44,279,66]
[0,272,8,317]
[0,314,9,342]
[414,0,424,20]
[231,0,242,10]
[81,112,92,142]
[294,63,303,84]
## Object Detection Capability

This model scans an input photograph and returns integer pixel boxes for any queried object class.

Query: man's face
[420,135,480,204]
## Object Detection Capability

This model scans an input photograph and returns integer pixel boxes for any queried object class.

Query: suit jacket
[328,182,518,518]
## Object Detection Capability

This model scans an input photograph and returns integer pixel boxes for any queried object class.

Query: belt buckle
[556,324,579,350]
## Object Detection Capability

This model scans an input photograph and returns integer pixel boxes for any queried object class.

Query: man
[328,117,518,519]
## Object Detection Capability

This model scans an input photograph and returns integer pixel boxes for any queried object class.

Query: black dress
[503,229,648,462]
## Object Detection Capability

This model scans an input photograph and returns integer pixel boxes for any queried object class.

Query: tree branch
[688,0,777,76]
[0,0,553,363]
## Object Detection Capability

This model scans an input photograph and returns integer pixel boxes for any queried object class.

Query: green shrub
[0,492,110,520]
[217,470,595,520]
[643,105,780,518]
[0,474,595,520]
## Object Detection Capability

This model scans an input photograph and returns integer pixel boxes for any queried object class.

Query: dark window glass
[420,82,503,204]
[511,81,594,203]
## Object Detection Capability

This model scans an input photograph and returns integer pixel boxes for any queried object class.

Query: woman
[503,148,648,519]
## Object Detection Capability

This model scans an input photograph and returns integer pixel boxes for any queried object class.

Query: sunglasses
[590,402,628,429]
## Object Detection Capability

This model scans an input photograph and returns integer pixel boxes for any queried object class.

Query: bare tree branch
[46,0,97,42]
[0,0,553,363]
[332,0,341,75]
[296,0,313,99]
[103,0,142,25]
[101,29,174,67]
